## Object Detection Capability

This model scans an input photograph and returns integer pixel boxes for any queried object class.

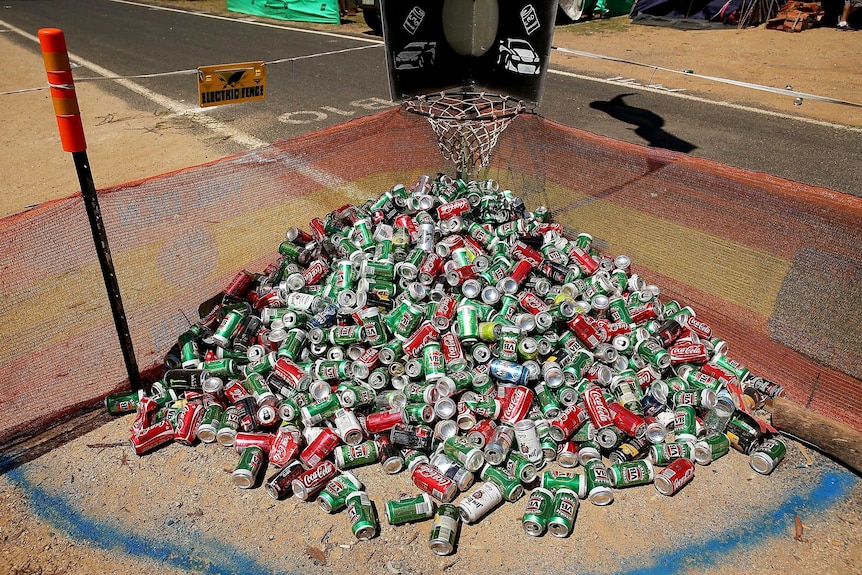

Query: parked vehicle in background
[358,0,382,33]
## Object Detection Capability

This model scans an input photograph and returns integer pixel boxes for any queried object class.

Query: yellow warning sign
[197,61,266,108]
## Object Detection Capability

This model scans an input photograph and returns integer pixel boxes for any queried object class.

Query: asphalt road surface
[2,0,860,195]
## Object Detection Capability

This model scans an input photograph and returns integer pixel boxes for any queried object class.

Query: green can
[363,259,395,281]
[480,464,524,502]
[429,503,461,556]
[522,487,554,536]
[635,337,671,370]
[334,440,380,470]
[318,471,364,513]
[608,459,655,488]
[385,493,436,525]
[200,358,237,379]
[346,491,377,540]
[649,441,694,465]
[104,389,143,415]
[384,299,425,340]
[423,342,446,381]
[540,470,587,499]
[506,451,538,484]
[301,394,341,425]
[584,459,614,506]
[196,403,223,443]
[213,309,244,348]
[749,436,787,474]
[673,405,698,444]
[694,431,731,464]
[547,488,579,538]
[455,305,480,343]
[232,445,265,489]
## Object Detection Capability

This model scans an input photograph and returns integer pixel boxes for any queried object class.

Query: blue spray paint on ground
[3,455,857,575]
[3,457,283,575]
[610,469,858,575]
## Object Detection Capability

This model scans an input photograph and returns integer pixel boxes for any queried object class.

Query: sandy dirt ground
[1,3,861,575]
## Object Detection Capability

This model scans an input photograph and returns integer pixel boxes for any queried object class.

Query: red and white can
[300,427,341,469]
[583,386,615,430]
[518,290,549,315]
[130,420,175,455]
[233,431,274,455]
[292,459,339,500]
[654,457,695,496]
[511,241,543,268]
[607,402,646,438]
[668,342,710,365]
[467,418,497,448]
[402,321,440,358]
[273,357,311,390]
[269,425,301,467]
[437,198,471,221]
[363,408,404,434]
[432,294,458,330]
[440,332,467,371]
[174,402,204,445]
[411,463,458,503]
[567,314,604,349]
[549,404,588,442]
[499,386,534,425]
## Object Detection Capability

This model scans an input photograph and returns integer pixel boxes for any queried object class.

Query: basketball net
[404,92,525,179]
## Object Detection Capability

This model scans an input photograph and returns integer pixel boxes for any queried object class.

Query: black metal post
[73,150,142,391]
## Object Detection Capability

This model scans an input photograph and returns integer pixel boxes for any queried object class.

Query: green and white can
[346,491,377,541]
[429,503,461,556]
[522,487,554,537]
[385,493,436,525]
[548,488,579,538]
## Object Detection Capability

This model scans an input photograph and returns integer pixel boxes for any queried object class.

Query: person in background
[837,0,860,29]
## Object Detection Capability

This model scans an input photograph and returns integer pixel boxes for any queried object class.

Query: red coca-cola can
[598,320,632,339]
[363,408,404,434]
[432,294,458,330]
[654,457,695,496]
[636,364,662,390]
[511,241,543,267]
[567,314,603,349]
[394,214,418,238]
[300,427,341,469]
[466,418,497,448]
[234,431,275,455]
[437,198,471,220]
[254,290,281,310]
[668,342,710,365]
[273,357,310,390]
[223,379,250,404]
[269,425,302,467]
[291,459,338,500]
[440,332,466,369]
[353,347,380,370]
[411,462,458,503]
[132,396,161,432]
[446,265,475,287]
[628,302,660,324]
[567,245,599,275]
[700,362,738,386]
[130,419,175,455]
[518,290,549,315]
[419,252,445,282]
[583,386,615,429]
[224,270,255,299]
[549,404,588,442]
[402,321,440,358]
[508,259,534,286]
[681,314,712,339]
[308,217,327,242]
[607,402,646,438]
[301,259,329,286]
[499,385,534,425]
[174,402,204,445]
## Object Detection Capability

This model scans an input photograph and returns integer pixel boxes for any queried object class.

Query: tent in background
[226,0,340,24]
[629,0,777,26]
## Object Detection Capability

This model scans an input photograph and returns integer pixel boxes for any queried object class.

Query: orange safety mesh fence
[0,107,860,445]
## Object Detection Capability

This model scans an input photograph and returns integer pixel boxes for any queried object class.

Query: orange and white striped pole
[39,28,142,392]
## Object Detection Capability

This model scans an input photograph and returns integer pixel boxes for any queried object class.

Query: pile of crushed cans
[107,175,789,554]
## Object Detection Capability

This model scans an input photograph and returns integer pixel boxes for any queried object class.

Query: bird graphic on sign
[220,70,248,88]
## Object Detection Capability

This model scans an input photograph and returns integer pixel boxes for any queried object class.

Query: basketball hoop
[404,92,526,179]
